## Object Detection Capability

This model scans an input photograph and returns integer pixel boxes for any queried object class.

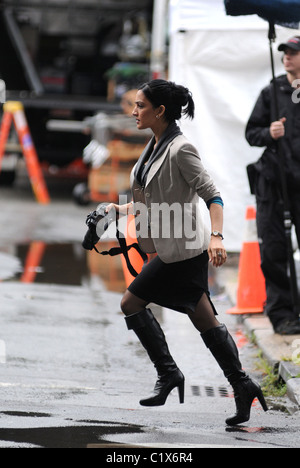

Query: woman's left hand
[208,237,227,267]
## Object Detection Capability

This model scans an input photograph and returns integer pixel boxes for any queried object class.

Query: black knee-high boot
[201,324,268,426]
[125,308,185,407]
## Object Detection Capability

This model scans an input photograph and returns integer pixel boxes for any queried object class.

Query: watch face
[212,231,223,239]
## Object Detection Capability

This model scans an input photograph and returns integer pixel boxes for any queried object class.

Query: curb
[224,264,300,412]
[242,314,300,411]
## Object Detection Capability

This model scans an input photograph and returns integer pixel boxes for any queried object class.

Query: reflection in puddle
[0,411,52,418]
[18,242,87,285]
[2,241,126,293]
[0,415,144,448]
[2,243,239,299]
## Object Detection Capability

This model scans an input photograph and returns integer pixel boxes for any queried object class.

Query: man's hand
[270,117,286,140]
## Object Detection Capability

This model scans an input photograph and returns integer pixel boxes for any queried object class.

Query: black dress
[128,250,217,315]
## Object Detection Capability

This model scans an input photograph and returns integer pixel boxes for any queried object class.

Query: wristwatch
[211,231,224,240]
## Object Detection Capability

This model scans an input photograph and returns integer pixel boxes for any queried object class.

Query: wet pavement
[0,171,300,449]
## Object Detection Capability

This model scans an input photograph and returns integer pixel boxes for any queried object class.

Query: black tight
[120,290,220,334]
[121,290,149,316]
[187,292,220,333]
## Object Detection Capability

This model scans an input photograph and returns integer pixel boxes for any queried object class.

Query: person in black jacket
[246,36,300,335]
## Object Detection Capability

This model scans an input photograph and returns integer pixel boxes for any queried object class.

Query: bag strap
[93,217,148,277]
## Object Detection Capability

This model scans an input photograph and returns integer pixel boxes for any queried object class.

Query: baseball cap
[278,36,300,52]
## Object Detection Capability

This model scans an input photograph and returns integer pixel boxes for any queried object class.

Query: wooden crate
[88,139,148,199]
[88,165,132,194]
[107,140,146,162]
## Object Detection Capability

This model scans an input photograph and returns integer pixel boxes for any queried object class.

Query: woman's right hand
[105,202,133,215]
[105,203,118,213]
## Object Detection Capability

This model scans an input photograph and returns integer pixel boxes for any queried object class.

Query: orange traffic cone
[227,206,266,315]
[121,214,146,288]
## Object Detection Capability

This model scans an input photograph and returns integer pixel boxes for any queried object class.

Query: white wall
[168,0,297,251]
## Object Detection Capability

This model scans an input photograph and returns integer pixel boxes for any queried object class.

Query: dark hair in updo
[139,79,195,123]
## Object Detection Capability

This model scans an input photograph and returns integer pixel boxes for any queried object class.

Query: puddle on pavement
[0,241,127,293]
[0,415,144,448]
[0,242,236,296]
[0,411,52,418]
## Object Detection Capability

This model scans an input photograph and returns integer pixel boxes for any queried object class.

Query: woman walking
[106,79,268,426]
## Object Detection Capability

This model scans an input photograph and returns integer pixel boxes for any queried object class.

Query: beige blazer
[130,134,221,263]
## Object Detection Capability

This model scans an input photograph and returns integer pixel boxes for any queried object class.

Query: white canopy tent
[168,0,297,251]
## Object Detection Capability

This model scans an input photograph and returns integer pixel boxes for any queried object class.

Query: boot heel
[256,388,268,412]
[177,380,185,404]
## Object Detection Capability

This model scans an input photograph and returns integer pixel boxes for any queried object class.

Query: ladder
[0,101,50,204]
